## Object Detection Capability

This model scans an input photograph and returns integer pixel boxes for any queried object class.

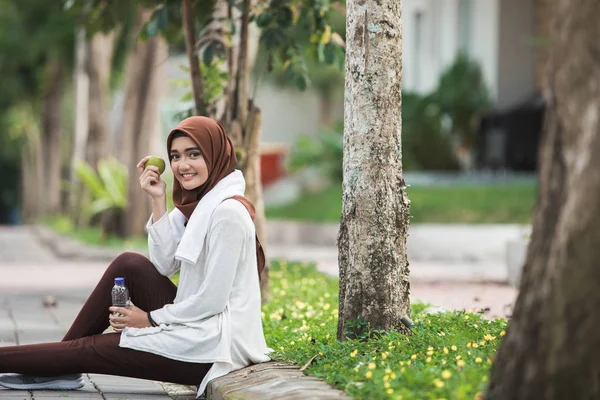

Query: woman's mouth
[180,173,197,181]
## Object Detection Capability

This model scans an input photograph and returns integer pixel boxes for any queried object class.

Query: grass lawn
[266,183,536,224]
[258,260,506,399]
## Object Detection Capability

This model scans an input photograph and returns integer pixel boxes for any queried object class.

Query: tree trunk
[119,10,168,237]
[182,0,206,116]
[86,31,115,169]
[41,59,64,215]
[337,0,410,341]
[486,1,600,399]
[69,29,90,218]
[243,104,269,301]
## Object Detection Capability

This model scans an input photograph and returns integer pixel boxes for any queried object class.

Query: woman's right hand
[137,156,166,199]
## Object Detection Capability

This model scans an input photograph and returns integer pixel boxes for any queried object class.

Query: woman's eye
[190,152,202,158]
[170,154,179,160]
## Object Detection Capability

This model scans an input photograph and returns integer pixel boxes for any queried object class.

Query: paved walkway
[0,227,197,400]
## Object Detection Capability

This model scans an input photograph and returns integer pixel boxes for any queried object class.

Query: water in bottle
[111,277,130,319]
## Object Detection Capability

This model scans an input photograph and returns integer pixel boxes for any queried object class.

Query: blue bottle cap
[114,277,125,285]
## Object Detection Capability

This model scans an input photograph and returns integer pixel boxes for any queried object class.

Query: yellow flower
[384,382,391,388]
[323,303,331,310]
[290,341,295,345]
[428,346,434,351]
[382,352,388,360]
[442,360,447,365]
[467,342,472,348]
[433,379,445,388]
[475,357,483,363]
[426,357,432,363]
[350,350,358,357]
[451,345,458,351]
[464,315,469,320]
[473,324,478,328]
[400,367,406,373]
[484,334,496,341]
[319,351,323,356]
[487,358,492,365]
[441,370,452,379]
[406,361,412,366]
[279,290,286,296]
[386,388,394,394]
[399,361,405,366]
[500,330,506,336]
[457,360,465,368]
[472,343,479,349]
[368,362,376,369]
[410,354,417,360]
[366,371,373,379]
[391,372,397,379]
[427,350,434,356]
[482,375,488,382]
[480,341,486,346]
[438,331,446,336]
[385,368,392,374]
[443,347,449,354]
[455,355,462,360]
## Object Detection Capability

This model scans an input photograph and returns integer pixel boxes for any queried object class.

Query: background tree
[0,0,76,220]
[337,0,410,340]
[486,1,600,398]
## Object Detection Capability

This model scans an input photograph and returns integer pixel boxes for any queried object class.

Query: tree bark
[337,0,410,340]
[486,1,600,399]
[119,10,168,237]
[182,0,206,116]
[243,104,269,301]
[41,59,64,215]
[85,31,115,169]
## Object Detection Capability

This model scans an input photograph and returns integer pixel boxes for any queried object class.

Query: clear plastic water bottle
[111,277,130,317]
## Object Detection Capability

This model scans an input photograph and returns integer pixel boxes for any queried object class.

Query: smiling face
[169,135,209,191]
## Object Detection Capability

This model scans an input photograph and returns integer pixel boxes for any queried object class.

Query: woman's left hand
[109,305,152,330]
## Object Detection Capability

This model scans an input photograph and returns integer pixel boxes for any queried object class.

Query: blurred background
[0,0,543,277]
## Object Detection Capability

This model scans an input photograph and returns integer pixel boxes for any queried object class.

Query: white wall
[497,0,535,110]
[402,0,499,100]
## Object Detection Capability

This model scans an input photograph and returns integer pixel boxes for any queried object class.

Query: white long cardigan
[119,171,271,397]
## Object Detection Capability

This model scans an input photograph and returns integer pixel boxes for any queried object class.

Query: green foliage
[74,157,128,222]
[262,260,506,400]
[170,60,229,120]
[434,51,492,150]
[265,183,537,224]
[254,0,345,90]
[402,92,460,171]
[287,121,344,183]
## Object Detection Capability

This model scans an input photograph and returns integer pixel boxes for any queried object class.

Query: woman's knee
[108,252,153,276]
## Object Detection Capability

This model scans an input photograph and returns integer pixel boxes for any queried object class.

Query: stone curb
[207,362,351,400]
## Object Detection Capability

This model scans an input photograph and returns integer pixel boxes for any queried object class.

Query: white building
[402,0,537,110]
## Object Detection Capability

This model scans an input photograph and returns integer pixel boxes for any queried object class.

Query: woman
[0,116,271,398]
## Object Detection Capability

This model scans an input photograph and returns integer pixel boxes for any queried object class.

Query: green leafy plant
[435,51,492,157]
[287,121,344,183]
[74,157,128,222]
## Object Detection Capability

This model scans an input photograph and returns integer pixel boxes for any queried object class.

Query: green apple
[144,156,166,175]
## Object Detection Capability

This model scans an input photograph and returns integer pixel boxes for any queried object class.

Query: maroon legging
[0,252,212,385]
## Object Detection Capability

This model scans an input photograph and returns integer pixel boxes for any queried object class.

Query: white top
[118,171,271,397]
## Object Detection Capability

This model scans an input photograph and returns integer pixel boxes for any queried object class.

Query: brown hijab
[167,116,237,221]
[167,116,265,281]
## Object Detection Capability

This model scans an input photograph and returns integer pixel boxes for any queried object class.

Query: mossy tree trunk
[486,1,600,398]
[337,0,411,340]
